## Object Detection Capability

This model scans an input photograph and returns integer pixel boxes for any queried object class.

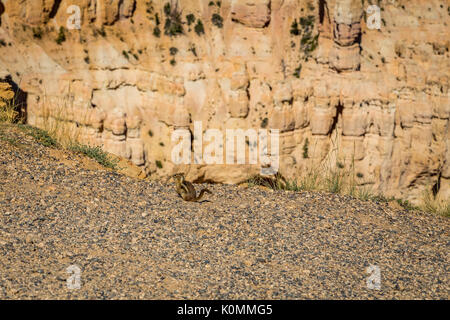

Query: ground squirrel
[172,173,212,202]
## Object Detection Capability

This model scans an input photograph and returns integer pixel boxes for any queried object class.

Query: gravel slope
[0,124,448,299]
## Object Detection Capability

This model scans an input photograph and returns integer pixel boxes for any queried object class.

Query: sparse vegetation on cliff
[153,26,161,37]
[169,47,178,55]
[55,26,66,45]
[211,13,223,28]
[293,64,302,78]
[299,16,318,57]
[261,117,268,128]
[188,43,197,56]
[32,27,43,39]
[194,19,205,35]
[98,26,107,37]
[290,14,318,58]
[186,13,195,26]
[302,138,309,158]
[163,1,184,37]
[290,19,300,36]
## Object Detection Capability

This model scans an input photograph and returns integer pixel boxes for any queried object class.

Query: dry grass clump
[0,82,19,123]
[421,190,450,217]
[247,135,447,216]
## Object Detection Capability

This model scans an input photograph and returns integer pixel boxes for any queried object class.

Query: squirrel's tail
[194,188,212,201]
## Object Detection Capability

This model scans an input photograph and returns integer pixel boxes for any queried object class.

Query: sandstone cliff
[0,0,448,203]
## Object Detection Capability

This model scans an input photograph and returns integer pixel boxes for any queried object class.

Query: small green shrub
[186,14,195,25]
[302,138,309,159]
[164,2,184,36]
[212,13,223,28]
[292,15,317,57]
[261,118,268,128]
[301,33,318,56]
[153,26,161,37]
[290,19,300,36]
[293,64,302,78]
[164,2,171,15]
[146,1,154,15]
[194,19,205,35]
[98,26,106,37]
[56,27,66,45]
[299,15,315,28]
[189,44,197,56]
[33,27,43,39]
[169,47,178,55]
[156,160,163,168]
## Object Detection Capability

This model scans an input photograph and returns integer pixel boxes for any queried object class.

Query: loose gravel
[0,124,448,299]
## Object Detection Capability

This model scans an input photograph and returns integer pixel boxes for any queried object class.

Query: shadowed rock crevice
[49,0,62,19]
[0,0,5,26]
[432,172,441,197]
[329,101,344,136]
[2,75,28,121]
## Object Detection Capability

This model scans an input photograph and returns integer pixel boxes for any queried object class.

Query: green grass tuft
[69,143,119,170]
[17,124,58,148]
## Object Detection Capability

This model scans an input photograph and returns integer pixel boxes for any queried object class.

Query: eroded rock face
[0,0,448,203]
